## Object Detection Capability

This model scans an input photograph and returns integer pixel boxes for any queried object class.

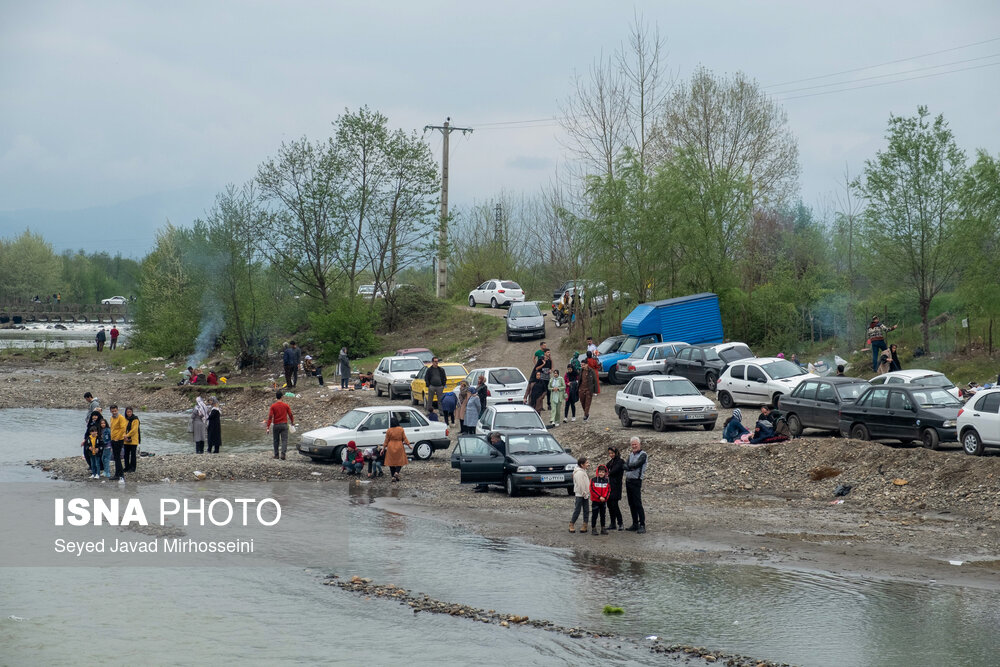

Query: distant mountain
[0,186,219,257]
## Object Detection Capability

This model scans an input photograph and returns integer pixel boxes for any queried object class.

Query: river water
[2,409,999,666]
[0,323,132,349]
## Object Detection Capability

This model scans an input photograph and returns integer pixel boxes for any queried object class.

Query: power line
[776,61,1000,101]
[765,35,1000,88]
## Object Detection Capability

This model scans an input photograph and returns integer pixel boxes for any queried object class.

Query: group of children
[83,401,140,480]
[341,440,386,478]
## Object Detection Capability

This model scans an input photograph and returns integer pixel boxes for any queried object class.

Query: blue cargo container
[621,293,723,343]
[598,293,724,382]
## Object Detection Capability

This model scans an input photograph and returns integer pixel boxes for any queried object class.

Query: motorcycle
[551,304,569,327]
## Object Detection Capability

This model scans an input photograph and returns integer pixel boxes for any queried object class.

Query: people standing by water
[383,417,409,483]
[624,437,647,534]
[606,446,625,531]
[590,465,611,535]
[283,340,301,388]
[866,315,898,372]
[83,410,102,471]
[99,417,112,479]
[338,347,351,389]
[109,325,120,350]
[190,396,208,453]
[563,364,579,422]
[206,396,221,454]
[265,391,295,460]
[579,354,599,422]
[95,327,106,352]
[85,425,102,479]
[569,456,590,533]
[122,407,140,473]
[109,404,126,479]
[84,392,100,417]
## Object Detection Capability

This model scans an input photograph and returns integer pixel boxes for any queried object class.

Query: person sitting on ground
[342,441,364,475]
[876,352,891,375]
[357,369,374,386]
[206,369,219,385]
[427,407,439,422]
[722,409,750,443]
[366,444,385,478]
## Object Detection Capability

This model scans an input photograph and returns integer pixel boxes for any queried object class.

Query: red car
[396,348,434,365]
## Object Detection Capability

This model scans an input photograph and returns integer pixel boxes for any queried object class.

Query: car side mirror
[489,450,499,458]
[757,378,766,384]
[357,426,366,431]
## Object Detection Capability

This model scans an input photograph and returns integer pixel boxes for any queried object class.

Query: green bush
[308,299,379,361]
[381,287,446,330]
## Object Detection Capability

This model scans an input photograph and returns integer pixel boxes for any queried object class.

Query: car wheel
[703,422,715,431]
[665,366,675,375]
[786,413,803,437]
[771,393,783,409]
[718,391,734,409]
[507,335,512,342]
[413,441,433,461]
[962,429,985,456]
[505,475,518,497]
[850,423,870,441]
[375,383,383,397]
[469,296,476,307]
[652,412,666,432]
[921,428,940,451]
[334,446,345,464]
[490,297,498,308]
[705,372,718,392]
[608,366,619,385]
[619,408,632,428]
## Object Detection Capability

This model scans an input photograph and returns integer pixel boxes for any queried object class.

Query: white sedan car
[373,356,425,398]
[296,406,450,463]
[476,403,548,435]
[869,369,961,400]
[468,279,525,308]
[716,357,818,408]
[957,388,1000,456]
[615,375,718,431]
[464,367,529,406]
[101,296,128,305]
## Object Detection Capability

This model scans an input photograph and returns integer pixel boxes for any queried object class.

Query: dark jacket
[477,383,488,407]
[207,407,222,449]
[283,346,301,367]
[441,392,458,412]
[606,456,625,501]
[425,365,447,387]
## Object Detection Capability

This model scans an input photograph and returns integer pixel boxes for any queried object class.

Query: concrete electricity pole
[424,117,473,299]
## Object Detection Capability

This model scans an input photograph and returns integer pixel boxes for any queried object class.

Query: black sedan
[450,431,577,497]
[666,342,753,391]
[838,385,962,449]
[777,376,870,436]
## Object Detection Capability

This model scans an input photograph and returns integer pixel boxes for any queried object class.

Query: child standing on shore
[86,425,102,479]
[590,464,611,535]
[99,418,112,479]
[569,457,590,533]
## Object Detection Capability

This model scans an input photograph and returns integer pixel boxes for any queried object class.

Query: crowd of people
[81,392,140,480]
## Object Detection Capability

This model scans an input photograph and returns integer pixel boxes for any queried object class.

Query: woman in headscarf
[722,409,749,443]
[123,407,141,473]
[206,396,222,454]
[83,410,102,471]
[339,347,351,389]
[382,417,410,482]
[463,390,482,435]
[191,396,208,453]
[888,344,902,372]
[605,445,625,531]
[455,381,471,428]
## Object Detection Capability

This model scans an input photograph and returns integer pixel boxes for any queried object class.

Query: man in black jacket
[425,357,447,411]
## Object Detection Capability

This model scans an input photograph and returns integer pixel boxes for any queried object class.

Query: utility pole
[424,117,473,299]
[494,203,502,244]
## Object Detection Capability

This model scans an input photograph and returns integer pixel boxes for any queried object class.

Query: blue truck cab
[599,293,725,384]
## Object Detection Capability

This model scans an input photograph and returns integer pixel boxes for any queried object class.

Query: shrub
[308,299,379,361]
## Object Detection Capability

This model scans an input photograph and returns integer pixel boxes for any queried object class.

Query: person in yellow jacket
[86,425,102,479]
[108,405,127,480]
[122,407,141,474]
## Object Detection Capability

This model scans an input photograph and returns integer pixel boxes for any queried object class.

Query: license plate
[684,414,698,420]
[541,474,564,483]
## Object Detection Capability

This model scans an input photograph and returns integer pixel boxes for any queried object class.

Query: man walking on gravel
[283,341,302,388]
[624,436,647,534]
[425,357,447,411]
[265,391,295,460]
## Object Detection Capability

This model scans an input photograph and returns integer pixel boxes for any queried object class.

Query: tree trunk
[920,299,931,355]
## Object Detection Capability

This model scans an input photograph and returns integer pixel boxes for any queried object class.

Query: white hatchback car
[615,375,718,431]
[957,388,1000,455]
[475,403,547,435]
[373,356,425,398]
[869,369,961,400]
[296,406,450,463]
[468,279,525,308]
[465,367,529,406]
[716,357,818,408]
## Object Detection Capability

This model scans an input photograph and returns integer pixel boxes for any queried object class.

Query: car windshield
[719,345,753,363]
[762,360,808,380]
[501,281,521,290]
[509,303,540,317]
[506,433,564,455]
[489,368,526,385]
[629,345,652,360]
[333,410,368,430]
[619,337,643,354]
[838,383,869,401]
[390,358,423,372]
[651,378,701,397]
[444,365,467,377]
[912,374,955,389]
[911,388,962,407]
[597,337,624,354]
[494,411,545,430]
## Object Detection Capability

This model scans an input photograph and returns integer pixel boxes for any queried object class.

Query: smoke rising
[186,293,225,368]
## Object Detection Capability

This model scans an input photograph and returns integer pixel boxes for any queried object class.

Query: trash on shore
[892,478,909,486]
[645,635,658,641]
[949,559,963,566]
[833,484,852,497]
[602,605,624,614]
[193,470,206,480]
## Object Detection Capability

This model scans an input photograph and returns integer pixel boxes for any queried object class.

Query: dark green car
[450,432,577,497]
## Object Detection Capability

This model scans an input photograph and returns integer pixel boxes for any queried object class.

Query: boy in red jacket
[590,464,611,535]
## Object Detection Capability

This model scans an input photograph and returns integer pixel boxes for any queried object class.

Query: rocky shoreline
[326,574,790,667]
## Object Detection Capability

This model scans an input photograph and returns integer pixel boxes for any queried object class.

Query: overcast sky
[1,1,998,252]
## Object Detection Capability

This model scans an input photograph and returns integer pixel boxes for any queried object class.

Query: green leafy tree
[0,229,61,300]
[853,107,968,353]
